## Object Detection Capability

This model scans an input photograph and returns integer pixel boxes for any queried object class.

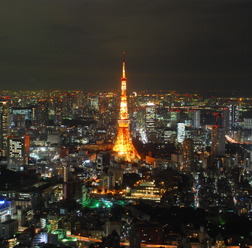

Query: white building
[177,123,185,143]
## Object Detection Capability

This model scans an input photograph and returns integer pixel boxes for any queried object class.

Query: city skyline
[0,83,251,246]
[0,0,252,96]
[0,0,252,242]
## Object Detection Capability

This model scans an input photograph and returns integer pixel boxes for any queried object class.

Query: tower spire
[122,51,126,79]
[120,52,128,120]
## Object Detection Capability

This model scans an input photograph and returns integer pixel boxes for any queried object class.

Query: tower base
[113,126,140,162]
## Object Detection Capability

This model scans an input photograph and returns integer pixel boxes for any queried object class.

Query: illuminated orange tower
[113,54,141,162]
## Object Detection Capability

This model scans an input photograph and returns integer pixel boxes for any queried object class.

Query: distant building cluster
[0,86,251,248]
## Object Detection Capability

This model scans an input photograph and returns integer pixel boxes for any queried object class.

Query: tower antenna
[122,51,126,79]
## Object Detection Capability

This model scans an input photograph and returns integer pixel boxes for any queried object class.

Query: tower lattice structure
[113,56,141,162]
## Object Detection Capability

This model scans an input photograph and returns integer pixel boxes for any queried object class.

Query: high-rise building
[0,219,18,239]
[11,107,35,128]
[177,123,185,143]
[7,134,30,170]
[211,125,225,157]
[244,118,252,129]
[228,103,239,128]
[11,107,34,121]
[0,200,12,223]
[222,108,230,134]
[0,99,10,156]
[145,102,156,132]
[182,138,194,169]
[193,110,200,129]
[35,100,49,126]
[90,96,99,111]
[113,54,141,162]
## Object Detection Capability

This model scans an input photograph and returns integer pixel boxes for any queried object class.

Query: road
[69,235,177,248]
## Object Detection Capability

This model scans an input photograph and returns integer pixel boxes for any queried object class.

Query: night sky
[0,0,252,95]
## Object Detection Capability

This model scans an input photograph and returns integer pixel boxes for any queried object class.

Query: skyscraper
[113,54,141,162]
[145,102,156,132]
[177,123,185,143]
[182,138,194,169]
[7,134,30,171]
[228,103,239,129]
[0,99,10,156]
[35,99,48,126]
[211,125,225,157]
[193,110,200,129]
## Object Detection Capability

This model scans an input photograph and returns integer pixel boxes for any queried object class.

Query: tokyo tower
[113,54,141,162]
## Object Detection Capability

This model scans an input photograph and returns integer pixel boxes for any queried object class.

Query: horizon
[0,0,251,95]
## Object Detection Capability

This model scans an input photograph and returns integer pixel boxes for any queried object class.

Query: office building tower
[145,102,156,132]
[90,96,99,111]
[36,99,49,126]
[0,200,12,223]
[7,134,30,170]
[0,99,10,156]
[182,138,194,169]
[193,110,200,129]
[211,125,225,156]
[228,103,239,128]
[177,123,185,143]
[11,107,35,128]
[244,118,252,129]
[222,108,230,134]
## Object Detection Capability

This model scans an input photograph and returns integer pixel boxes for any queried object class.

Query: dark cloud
[0,0,251,95]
